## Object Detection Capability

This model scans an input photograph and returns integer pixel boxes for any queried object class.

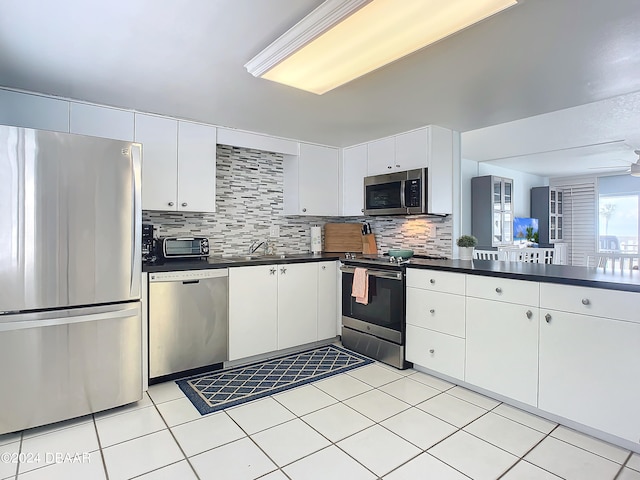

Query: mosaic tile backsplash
[143,145,453,258]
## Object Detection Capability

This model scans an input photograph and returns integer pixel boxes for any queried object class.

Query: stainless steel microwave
[364,168,428,215]
[159,237,209,258]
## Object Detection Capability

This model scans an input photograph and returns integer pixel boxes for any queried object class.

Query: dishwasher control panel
[149,269,228,282]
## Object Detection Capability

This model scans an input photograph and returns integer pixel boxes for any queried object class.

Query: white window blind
[559,182,597,266]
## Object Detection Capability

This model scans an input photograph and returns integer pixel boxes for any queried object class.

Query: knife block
[362,234,377,254]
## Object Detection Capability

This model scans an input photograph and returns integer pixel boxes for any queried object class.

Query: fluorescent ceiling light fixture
[245,0,518,94]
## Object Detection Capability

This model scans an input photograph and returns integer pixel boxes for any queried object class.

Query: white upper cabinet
[341,144,368,216]
[359,126,453,214]
[367,137,395,175]
[135,114,179,211]
[177,121,217,213]
[70,103,134,141]
[0,89,69,132]
[135,114,216,212]
[284,142,339,216]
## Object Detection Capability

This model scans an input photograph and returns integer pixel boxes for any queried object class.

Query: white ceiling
[0,0,639,162]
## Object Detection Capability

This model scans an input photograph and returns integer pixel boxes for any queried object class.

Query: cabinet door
[70,103,134,141]
[395,129,427,172]
[298,143,339,216]
[177,121,217,213]
[539,310,640,443]
[0,89,69,132]
[317,262,338,340]
[278,263,318,349]
[135,114,178,211]
[342,145,368,216]
[465,297,539,406]
[228,265,278,361]
[367,137,395,175]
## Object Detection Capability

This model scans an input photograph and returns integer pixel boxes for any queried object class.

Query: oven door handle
[340,266,403,280]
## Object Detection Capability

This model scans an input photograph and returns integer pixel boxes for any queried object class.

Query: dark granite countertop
[143,252,342,273]
[406,259,640,293]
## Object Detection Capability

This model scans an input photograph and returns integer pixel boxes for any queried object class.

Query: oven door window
[342,272,403,332]
[365,182,403,211]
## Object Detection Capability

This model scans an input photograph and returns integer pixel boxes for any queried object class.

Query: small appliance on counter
[158,236,209,259]
[142,224,157,264]
[310,225,322,254]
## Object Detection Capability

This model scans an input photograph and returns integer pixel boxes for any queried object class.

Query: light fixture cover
[246,0,518,94]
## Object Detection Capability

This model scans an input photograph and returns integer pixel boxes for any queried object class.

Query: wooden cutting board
[324,223,363,252]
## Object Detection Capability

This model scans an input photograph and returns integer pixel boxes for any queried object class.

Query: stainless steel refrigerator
[0,125,143,435]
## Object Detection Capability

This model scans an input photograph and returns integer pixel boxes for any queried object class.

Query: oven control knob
[367,326,371,331]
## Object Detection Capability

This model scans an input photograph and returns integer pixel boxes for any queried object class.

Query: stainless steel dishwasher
[148,269,228,380]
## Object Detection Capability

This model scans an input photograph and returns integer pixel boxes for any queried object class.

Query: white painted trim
[244,0,372,77]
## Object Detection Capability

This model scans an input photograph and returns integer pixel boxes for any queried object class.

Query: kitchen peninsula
[405,259,640,452]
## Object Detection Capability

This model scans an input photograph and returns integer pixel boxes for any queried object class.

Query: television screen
[514,217,539,243]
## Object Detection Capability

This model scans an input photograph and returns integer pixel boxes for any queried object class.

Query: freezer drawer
[149,269,228,379]
[0,302,142,435]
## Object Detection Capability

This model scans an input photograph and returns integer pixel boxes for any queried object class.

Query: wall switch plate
[269,225,280,237]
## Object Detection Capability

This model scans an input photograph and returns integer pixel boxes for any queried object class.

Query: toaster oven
[159,237,209,258]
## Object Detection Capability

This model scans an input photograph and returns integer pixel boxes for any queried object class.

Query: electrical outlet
[269,225,280,237]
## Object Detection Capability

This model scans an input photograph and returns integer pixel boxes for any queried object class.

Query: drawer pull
[581,298,590,305]
[430,279,436,284]
[429,309,435,314]
[269,268,276,275]
[526,310,532,319]
[429,349,435,354]
[280,267,287,274]
[495,287,502,294]
[545,313,552,323]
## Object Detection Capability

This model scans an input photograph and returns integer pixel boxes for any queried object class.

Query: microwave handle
[400,180,406,209]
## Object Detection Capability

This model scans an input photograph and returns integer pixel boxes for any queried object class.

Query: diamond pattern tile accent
[177,345,373,414]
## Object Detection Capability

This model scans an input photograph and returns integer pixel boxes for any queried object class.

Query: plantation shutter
[556,182,597,266]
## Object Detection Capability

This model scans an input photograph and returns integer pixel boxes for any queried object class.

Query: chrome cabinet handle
[429,309,435,314]
[545,313,552,323]
[181,202,187,207]
[581,298,590,305]
[495,287,502,294]
[361,208,364,212]
[168,201,174,206]
[280,267,287,274]
[429,349,435,354]
[395,164,400,168]
[430,279,435,284]
[387,165,392,169]
[526,310,532,319]
[302,208,307,212]
[269,268,276,275]
[322,266,326,270]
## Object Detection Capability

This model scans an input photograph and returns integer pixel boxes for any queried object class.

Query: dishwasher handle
[182,280,200,285]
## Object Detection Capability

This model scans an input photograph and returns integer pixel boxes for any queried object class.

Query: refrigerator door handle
[130,144,142,298]
[0,306,139,332]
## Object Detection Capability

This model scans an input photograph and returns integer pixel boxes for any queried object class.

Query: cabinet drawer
[540,283,640,323]
[406,325,465,380]
[466,275,539,306]
[406,269,465,295]
[406,288,465,337]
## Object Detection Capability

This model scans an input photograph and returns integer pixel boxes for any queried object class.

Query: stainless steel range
[340,254,448,369]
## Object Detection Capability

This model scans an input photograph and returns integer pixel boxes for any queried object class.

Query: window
[598,175,640,254]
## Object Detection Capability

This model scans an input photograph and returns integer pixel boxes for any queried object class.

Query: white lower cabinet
[317,261,338,340]
[228,265,278,361]
[229,261,337,362]
[277,263,318,350]
[539,309,640,444]
[465,297,539,406]
[406,325,465,379]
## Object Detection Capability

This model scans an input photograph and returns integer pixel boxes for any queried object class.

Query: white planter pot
[459,247,474,261]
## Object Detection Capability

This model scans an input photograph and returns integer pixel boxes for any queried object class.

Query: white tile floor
[0,361,638,480]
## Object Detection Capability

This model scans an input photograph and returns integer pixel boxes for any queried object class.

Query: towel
[352,267,369,305]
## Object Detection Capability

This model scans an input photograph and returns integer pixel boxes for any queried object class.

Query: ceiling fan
[586,144,640,176]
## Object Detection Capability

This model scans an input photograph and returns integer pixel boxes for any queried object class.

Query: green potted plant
[456,235,478,260]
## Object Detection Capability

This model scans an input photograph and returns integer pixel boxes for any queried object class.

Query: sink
[224,253,309,262]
